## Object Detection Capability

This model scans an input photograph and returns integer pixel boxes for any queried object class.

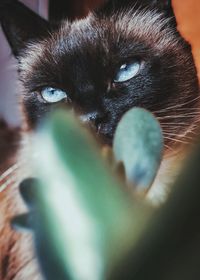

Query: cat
[2,0,200,198]
[0,0,199,279]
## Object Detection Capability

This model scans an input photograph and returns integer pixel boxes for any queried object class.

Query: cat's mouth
[87,123,114,146]
[78,111,115,146]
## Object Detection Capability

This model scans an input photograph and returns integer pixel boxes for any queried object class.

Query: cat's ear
[0,0,50,57]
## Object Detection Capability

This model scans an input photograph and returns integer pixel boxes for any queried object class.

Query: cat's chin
[99,136,113,147]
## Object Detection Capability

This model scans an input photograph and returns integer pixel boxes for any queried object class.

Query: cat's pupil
[49,89,54,95]
[41,87,67,103]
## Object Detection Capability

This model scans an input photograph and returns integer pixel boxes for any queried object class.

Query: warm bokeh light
[172,0,200,80]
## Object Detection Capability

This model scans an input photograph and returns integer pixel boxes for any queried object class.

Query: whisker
[163,136,189,145]
[0,175,19,193]
[163,133,194,141]
[161,122,190,126]
[164,143,175,152]
[0,162,23,193]
[155,107,200,114]
[0,163,19,182]
[153,96,200,114]
[157,114,198,120]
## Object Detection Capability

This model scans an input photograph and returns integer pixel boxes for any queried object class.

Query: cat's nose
[79,111,104,130]
[79,112,97,123]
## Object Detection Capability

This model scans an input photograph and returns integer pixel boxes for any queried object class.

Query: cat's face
[2,0,199,147]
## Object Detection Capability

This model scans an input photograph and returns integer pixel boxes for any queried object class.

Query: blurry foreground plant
[12,108,200,280]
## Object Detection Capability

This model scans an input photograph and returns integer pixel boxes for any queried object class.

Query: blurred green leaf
[113,108,163,193]
[31,110,153,280]
[109,132,200,280]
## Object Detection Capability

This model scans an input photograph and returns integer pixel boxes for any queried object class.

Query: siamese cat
[0,0,199,279]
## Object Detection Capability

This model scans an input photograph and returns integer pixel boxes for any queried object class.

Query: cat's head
[1,0,199,147]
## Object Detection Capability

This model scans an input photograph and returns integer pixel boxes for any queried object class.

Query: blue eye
[114,61,141,83]
[41,87,67,103]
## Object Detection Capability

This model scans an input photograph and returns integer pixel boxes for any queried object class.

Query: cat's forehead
[20,8,179,76]
[54,9,177,53]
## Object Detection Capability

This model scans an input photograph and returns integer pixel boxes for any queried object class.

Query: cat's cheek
[21,96,48,130]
